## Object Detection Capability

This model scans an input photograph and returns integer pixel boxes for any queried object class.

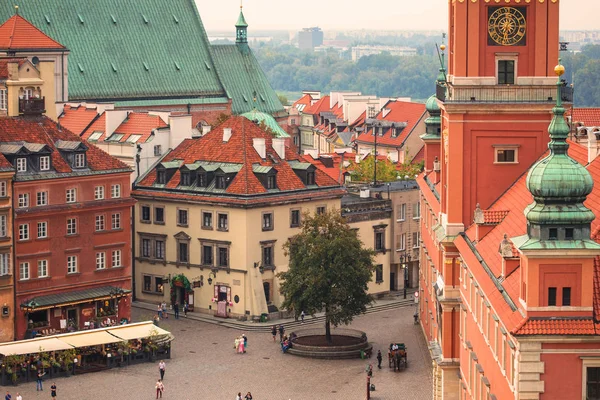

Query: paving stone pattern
[7,306,432,400]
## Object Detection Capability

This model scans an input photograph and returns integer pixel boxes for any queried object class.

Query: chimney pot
[223,127,232,142]
[253,138,266,159]
[272,138,286,159]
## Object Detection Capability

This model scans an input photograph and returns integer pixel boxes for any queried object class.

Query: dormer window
[39,156,50,171]
[156,170,166,184]
[306,171,315,185]
[16,158,27,172]
[181,172,191,186]
[216,175,229,189]
[267,175,276,190]
[74,153,86,168]
[198,173,206,187]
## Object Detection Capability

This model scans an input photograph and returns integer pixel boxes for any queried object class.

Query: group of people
[235,392,253,400]
[155,301,190,324]
[271,325,285,342]
[5,383,57,399]
[234,334,248,354]
[155,360,167,398]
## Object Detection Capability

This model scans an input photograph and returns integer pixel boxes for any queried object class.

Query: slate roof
[0,116,130,179]
[134,116,344,205]
[0,14,65,50]
[0,1,226,101]
[58,105,99,135]
[355,100,427,147]
[211,44,284,116]
[21,285,131,310]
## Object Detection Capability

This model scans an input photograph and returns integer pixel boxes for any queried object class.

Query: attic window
[565,228,574,240]
[156,170,166,184]
[197,173,206,187]
[306,171,315,185]
[107,133,124,142]
[549,228,558,240]
[267,175,276,190]
[242,95,248,103]
[89,131,103,141]
[73,153,86,169]
[180,172,191,186]
[127,135,142,143]
[215,175,230,189]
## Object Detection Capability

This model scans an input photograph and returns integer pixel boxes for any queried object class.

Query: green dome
[241,109,289,138]
[425,95,440,115]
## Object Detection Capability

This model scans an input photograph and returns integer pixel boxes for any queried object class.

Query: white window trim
[37,260,48,278]
[39,156,50,171]
[67,255,77,274]
[18,223,29,241]
[112,250,122,268]
[397,203,406,222]
[16,158,27,172]
[495,53,519,85]
[94,186,105,200]
[96,252,106,270]
[37,221,48,239]
[493,144,520,164]
[19,262,29,280]
[111,184,121,199]
[36,191,48,206]
[66,188,77,203]
[67,218,77,235]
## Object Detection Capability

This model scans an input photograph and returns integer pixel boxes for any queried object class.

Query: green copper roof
[212,45,284,116]
[242,109,289,138]
[236,9,248,27]
[425,95,440,114]
[114,97,229,108]
[2,1,227,102]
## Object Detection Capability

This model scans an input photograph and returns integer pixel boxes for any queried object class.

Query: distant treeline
[562,45,600,107]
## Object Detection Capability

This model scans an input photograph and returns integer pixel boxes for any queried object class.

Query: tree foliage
[560,45,600,106]
[278,210,375,343]
[350,156,398,183]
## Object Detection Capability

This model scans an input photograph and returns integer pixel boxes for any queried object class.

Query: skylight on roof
[89,132,103,141]
[126,135,142,143]
[107,133,124,142]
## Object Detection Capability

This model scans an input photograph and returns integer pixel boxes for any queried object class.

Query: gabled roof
[355,100,427,147]
[0,14,65,50]
[293,94,312,112]
[211,44,284,116]
[411,146,425,164]
[112,113,167,143]
[0,1,226,101]
[0,116,129,178]
[58,105,99,136]
[303,96,331,116]
[135,116,343,202]
[568,108,600,127]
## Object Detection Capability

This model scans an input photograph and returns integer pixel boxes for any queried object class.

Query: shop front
[19,286,131,339]
[213,284,231,318]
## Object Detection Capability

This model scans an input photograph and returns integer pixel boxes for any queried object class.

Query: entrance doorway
[390,272,396,291]
[67,308,78,331]
[263,282,271,304]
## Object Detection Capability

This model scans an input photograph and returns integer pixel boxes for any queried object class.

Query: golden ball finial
[440,44,446,51]
[554,63,565,77]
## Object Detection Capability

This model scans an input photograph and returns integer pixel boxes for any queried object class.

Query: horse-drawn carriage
[388,343,407,371]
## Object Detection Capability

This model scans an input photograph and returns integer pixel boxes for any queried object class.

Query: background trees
[278,210,375,343]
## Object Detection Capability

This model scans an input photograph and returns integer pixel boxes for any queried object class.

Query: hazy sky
[196,0,599,32]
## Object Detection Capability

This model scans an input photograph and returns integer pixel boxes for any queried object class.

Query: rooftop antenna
[435,32,447,83]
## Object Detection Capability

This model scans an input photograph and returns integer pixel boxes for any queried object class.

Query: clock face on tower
[488,7,527,46]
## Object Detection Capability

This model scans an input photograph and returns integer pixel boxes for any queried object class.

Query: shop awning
[59,331,122,347]
[20,286,131,311]
[0,337,73,356]
[107,322,170,340]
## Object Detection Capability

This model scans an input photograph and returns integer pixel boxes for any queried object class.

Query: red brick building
[0,116,134,339]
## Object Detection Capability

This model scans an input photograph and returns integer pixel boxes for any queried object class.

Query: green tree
[350,156,399,183]
[277,93,289,106]
[278,210,375,343]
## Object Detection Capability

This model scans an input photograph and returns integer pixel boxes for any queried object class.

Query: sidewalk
[132,288,418,332]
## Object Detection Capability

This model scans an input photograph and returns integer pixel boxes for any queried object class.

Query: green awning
[21,286,131,311]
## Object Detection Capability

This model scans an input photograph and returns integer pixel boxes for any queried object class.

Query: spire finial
[14,5,18,15]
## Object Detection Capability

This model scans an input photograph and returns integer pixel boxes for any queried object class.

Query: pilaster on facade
[516,341,544,400]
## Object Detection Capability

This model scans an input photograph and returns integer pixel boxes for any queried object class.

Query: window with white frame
[36,191,48,206]
[111,184,121,198]
[96,252,106,269]
[66,188,76,203]
[412,232,420,248]
[0,89,6,110]
[37,221,47,239]
[494,145,519,164]
[95,215,105,231]
[0,215,6,237]
[39,156,50,171]
[94,186,105,200]
[398,203,406,221]
[111,213,121,230]
[154,145,162,156]
[67,255,77,274]
[67,218,77,235]
[112,250,121,267]
[16,158,27,172]
[17,193,29,208]
[413,202,421,219]
[74,153,86,168]
[18,223,29,240]
[0,181,6,197]
[397,233,406,251]
[0,253,9,276]
[19,262,29,280]
[37,260,48,277]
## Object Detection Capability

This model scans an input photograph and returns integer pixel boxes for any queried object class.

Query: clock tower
[439,0,568,234]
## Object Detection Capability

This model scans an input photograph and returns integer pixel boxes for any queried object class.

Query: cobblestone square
[7,305,431,400]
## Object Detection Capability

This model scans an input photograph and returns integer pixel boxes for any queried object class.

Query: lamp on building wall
[254,261,264,274]
[207,270,217,285]
[109,287,126,321]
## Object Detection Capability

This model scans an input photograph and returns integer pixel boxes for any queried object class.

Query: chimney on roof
[473,203,493,242]
[272,137,286,159]
[253,138,266,159]
[499,234,519,279]
[223,127,232,143]
[433,156,440,172]
[202,125,212,136]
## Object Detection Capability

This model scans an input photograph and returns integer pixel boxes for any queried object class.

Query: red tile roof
[411,146,425,164]
[303,96,331,116]
[81,113,106,139]
[0,116,129,173]
[293,94,312,110]
[568,108,600,127]
[355,100,426,147]
[482,210,510,224]
[0,14,65,50]
[350,111,367,128]
[513,318,599,336]
[58,105,99,136]
[304,152,352,183]
[113,113,167,143]
[0,58,26,79]
[136,116,342,198]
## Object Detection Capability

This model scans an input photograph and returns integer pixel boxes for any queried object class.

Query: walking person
[244,392,253,400]
[238,336,245,354]
[242,333,247,351]
[155,379,164,399]
[278,324,285,342]
[234,337,240,354]
[300,310,305,324]
[183,301,188,317]
[157,304,163,319]
[161,302,168,319]
[236,393,242,400]
[174,302,180,319]
[50,383,57,399]
[14,393,20,400]
[377,350,382,369]
[36,370,43,391]
[4,392,10,400]
[271,325,277,342]
[158,360,166,380]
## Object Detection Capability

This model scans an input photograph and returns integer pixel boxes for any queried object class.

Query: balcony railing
[19,97,46,115]
[437,84,573,104]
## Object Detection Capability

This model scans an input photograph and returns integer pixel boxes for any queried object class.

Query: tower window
[565,228,574,240]
[548,287,557,306]
[498,60,515,85]
[549,228,558,240]
[562,287,572,306]
[496,149,516,163]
